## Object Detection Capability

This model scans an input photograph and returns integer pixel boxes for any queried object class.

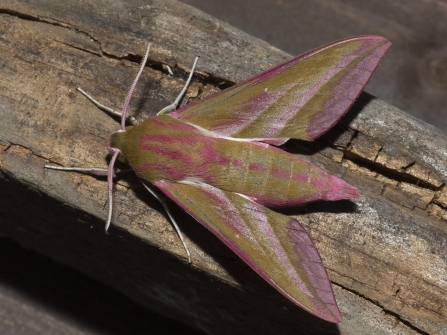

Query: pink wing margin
[171,36,391,144]
[156,180,343,323]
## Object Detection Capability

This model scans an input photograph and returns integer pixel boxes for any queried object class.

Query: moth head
[108,127,133,163]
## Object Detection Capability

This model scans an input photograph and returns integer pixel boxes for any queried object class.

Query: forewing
[156,180,342,322]
[171,36,390,143]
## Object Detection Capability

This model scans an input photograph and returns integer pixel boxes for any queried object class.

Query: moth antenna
[142,182,191,263]
[105,148,121,233]
[104,42,151,233]
[46,43,153,234]
[158,56,199,115]
[120,43,151,130]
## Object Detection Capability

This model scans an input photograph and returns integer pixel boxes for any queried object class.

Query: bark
[0,1,446,334]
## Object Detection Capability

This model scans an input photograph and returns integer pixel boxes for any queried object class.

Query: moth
[45,36,391,322]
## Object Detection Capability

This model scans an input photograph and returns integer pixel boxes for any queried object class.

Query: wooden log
[0,0,446,334]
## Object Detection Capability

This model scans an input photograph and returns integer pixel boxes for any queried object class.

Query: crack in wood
[333,282,430,335]
[342,149,445,214]
[0,8,71,28]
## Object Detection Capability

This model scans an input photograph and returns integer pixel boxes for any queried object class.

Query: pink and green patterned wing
[156,180,342,323]
[171,36,391,144]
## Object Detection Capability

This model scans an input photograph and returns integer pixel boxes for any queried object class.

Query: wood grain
[0,1,446,334]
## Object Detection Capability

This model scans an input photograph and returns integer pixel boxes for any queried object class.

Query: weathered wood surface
[0,1,446,334]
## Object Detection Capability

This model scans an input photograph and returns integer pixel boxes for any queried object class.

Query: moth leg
[44,162,118,234]
[142,182,191,263]
[76,88,138,126]
[165,65,174,76]
[157,57,199,115]
[76,42,153,127]
[44,44,153,234]
[44,165,109,176]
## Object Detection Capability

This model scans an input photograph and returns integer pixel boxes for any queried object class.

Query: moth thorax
[109,127,133,152]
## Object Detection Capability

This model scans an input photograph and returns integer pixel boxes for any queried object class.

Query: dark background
[0,237,203,334]
[180,0,447,132]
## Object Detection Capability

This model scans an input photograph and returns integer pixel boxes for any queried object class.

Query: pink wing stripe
[155,180,342,322]
[171,36,390,142]
[306,39,391,139]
